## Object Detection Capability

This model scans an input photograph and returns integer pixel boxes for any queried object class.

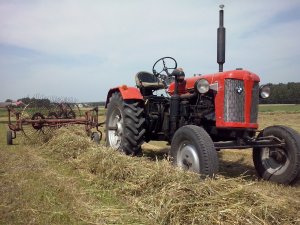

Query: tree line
[5,82,300,105]
[260,82,300,104]
[5,98,105,107]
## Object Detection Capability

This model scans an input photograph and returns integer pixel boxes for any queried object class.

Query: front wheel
[170,125,219,178]
[91,132,100,144]
[253,125,300,184]
[7,130,13,145]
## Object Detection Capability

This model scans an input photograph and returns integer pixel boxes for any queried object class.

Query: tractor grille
[224,79,245,122]
[250,82,259,123]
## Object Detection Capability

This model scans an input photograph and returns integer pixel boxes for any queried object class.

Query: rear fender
[105,86,143,108]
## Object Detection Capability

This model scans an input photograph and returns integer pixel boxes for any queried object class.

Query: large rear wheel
[253,125,300,184]
[106,92,145,155]
[170,125,219,178]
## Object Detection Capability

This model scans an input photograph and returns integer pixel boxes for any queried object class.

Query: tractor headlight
[195,79,210,94]
[259,85,271,99]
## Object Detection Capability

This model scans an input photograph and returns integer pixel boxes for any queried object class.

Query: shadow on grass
[142,148,169,161]
[218,157,257,181]
[142,147,257,181]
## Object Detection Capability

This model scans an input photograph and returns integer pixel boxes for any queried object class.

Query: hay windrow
[41,126,300,224]
[42,126,92,159]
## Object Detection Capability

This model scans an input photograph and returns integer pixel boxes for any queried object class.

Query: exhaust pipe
[217,4,226,72]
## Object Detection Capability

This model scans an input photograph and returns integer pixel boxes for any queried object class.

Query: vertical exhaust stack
[217,4,226,72]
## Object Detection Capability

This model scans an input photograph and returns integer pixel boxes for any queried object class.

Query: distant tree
[18,97,31,105]
[17,97,51,108]
[83,102,105,107]
[5,99,13,102]
[260,82,300,104]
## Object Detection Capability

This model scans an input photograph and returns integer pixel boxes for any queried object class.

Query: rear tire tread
[106,92,145,155]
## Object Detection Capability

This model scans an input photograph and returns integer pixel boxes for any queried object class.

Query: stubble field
[0,105,300,225]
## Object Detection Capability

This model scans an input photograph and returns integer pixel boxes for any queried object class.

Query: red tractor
[105,6,300,185]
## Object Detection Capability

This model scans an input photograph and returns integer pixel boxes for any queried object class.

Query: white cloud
[0,0,300,101]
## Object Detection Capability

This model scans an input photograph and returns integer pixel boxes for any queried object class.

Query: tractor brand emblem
[236,86,243,94]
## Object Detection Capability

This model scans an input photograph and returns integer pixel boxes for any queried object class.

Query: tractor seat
[135,71,165,90]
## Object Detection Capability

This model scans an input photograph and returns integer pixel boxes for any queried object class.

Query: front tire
[106,92,145,155]
[253,125,300,184]
[91,132,100,144]
[170,125,219,178]
[7,130,13,145]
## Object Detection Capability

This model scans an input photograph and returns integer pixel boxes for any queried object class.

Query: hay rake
[6,102,103,145]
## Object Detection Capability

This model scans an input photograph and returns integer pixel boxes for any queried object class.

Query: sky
[1,0,300,102]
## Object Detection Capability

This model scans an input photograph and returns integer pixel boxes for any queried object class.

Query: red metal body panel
[105,86,143,108]
[168,70,260,129]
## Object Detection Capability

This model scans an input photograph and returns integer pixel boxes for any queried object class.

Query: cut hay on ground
[41,126,300,225]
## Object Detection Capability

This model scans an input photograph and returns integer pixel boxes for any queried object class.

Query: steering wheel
[152,56,177,77]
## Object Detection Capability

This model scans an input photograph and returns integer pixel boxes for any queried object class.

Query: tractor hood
[168,69,260,95]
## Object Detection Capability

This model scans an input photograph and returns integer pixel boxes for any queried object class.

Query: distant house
[77,103,83,108]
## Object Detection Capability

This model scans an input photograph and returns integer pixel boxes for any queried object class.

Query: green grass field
[1,104,300,118]
[259,104,300,112]
[1,105,300,224]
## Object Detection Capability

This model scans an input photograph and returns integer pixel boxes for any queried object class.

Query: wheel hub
[177,143,200,173]
[107,109,123,149]
[116,117,123,135]
[261,146,290,175]
[269,148,287,164]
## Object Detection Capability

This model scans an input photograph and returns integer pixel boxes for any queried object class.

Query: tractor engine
[165,4,269,142]
[167,69,269,141]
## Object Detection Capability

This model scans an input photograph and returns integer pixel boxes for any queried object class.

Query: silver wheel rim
[177,141,200,173]
[107,107,123,150]
[261,147,290,175]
